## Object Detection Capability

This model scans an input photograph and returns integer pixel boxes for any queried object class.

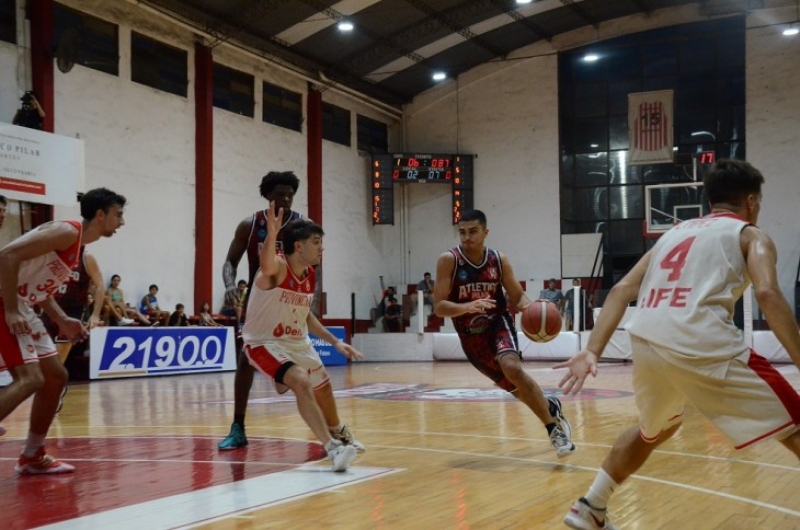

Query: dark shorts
[458,313,521,392]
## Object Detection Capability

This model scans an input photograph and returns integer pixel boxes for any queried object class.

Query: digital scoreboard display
[391,155,453,182]
[371,153,474,226]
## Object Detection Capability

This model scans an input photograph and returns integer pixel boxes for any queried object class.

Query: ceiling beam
[559,0,599,28]
[488,0,554,41]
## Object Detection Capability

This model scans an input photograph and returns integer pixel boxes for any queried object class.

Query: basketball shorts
[245,340,330,390]
[631,336,800,448]
[0,301,58,372]
[459,313,521,392]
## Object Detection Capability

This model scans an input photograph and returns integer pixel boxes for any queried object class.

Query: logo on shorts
[467,315,491,334]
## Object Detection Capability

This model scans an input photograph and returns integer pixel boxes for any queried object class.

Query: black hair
[175,303,184,310]
[0,195,6,206]
[459,209,487,227]
[237,279,247,286]
[80,187,127,221]
[703,159,764,206]
[282,219,324,256]
[149,284,158,290]
[260,171,300,199]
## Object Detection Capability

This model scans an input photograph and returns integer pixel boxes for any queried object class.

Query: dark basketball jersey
[447,246,508,336]
[54,246,90,317]
[243,209,304,311]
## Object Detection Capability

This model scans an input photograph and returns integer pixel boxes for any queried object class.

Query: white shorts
[0,302,58,372]
[245,340,330,390]
[631,336,800,449]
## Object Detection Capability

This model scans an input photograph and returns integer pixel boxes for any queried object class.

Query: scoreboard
[371,153,474,225]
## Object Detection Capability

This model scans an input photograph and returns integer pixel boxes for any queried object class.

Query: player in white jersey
[555,160,800,530]
[242,202,364,472]
[0,188,127,475]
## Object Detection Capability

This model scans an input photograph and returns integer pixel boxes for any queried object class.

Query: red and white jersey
[626,212,750,360]
[242,260,316,346]
[5,220,82,306]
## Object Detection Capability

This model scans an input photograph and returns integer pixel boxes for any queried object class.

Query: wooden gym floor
[1,361,798,529]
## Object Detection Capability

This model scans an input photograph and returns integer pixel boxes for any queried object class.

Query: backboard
[644,182,707,237]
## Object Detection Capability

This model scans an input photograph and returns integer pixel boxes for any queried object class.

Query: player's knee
[15,365,45,395]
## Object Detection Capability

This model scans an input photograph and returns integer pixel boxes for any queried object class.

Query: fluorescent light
[338,21,354,32]
[583,54,599,62]
[516,0,533,4]
[432,72,447,81]
[784,27,799,36]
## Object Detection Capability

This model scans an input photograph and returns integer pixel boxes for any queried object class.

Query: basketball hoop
[642,219,664,239]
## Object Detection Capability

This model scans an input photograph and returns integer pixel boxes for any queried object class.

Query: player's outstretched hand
[553,349,598,395]
[465,297,496,314]
[336,341,364,361]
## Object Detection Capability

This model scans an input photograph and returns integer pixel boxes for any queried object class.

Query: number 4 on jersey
[659,236,696,282]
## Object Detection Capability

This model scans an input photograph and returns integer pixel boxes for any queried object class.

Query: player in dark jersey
[433,209,576,457]
[218,172,364,453]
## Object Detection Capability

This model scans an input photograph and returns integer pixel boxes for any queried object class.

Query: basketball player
[557,160,800,530]
[241,203,361,471]
[433,209,576,458]
[0,187,127,474]
[218,172,364,453]
[40,246,106,413]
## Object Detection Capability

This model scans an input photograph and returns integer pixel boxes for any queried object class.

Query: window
[213,63,254,117]
[131,32,187,97]
[262,81,302,131]
[322,102,351,146]
[54,3,118,76]
[357,114,388,154]
[0,0,14,45]
[559,17,746,286]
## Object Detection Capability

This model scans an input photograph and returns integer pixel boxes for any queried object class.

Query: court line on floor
[37,466,400,530]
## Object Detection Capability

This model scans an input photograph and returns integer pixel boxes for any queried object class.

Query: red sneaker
[15,447,75,475]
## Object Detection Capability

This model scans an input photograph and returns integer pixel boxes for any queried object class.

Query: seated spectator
[383,297,403,332]
[539,278,565,313]
[168,303,189,326]
[12,91,45,130]
[81,293,104,326]
[106,274,152,325]
[410,272,435,314]
[140,284,170,326]
[220,279,247,323]
[198,301,223,327]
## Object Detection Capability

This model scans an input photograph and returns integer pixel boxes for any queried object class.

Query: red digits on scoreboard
[408,158,419,167]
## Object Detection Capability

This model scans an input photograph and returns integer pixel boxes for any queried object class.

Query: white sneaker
[564,497,619,530]
[119,317,135,325]
[326,440,356,472]
[331,424,366,452]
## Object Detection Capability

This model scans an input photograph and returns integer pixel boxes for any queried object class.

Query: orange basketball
[521,300,562,343]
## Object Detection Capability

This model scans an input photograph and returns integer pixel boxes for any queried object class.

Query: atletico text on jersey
[242,262,316,346]
[626,212,751,360]
[446,246,508,335]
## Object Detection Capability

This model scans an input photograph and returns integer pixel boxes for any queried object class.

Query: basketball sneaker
[55,385,68,414]
[564,497,619,530]
[331,424,366,452]
[15,447,75,475]
[548,396,573,440]
[326,439,356,472]
[218,423,248,450]
[119,317,135,326]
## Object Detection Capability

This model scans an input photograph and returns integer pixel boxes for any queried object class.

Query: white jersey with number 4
[626,212,750,360]
[242,260,316,347]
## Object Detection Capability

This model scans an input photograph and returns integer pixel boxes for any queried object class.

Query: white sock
[23,432,46,457]
[584,468,618,510]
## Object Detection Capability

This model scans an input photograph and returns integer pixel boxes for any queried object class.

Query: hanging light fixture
[785,0,800,36]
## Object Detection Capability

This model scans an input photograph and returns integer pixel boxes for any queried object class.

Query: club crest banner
[628,90,673,165]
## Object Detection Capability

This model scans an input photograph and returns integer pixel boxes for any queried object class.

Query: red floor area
[0,436,325,529]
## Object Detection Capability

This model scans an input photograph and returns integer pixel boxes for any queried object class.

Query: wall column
[194,43,214,314]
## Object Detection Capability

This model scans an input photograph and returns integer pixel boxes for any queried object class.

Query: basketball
[521,300,562,343]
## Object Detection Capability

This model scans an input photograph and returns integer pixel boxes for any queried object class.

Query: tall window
[262,81,302,132]
[357,114,388,154]
[54,3,119,76]
[322,102,351,147]
[559,17,745,285]
[131,32,187,97]
[0,0,15,45]
[213,63,254,117]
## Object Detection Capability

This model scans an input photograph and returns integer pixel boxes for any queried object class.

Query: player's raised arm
[253,202,284,290]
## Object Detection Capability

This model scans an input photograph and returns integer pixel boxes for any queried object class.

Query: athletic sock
[584,468,618,510]
[23,432,47,457]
